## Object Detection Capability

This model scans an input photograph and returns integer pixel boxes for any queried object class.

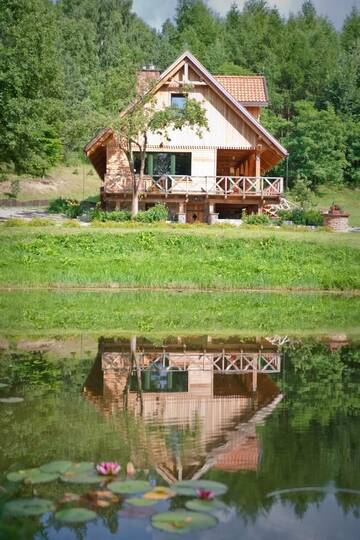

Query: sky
[132,0,360,31]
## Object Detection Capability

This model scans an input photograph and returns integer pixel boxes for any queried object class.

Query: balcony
[105,175,284,197]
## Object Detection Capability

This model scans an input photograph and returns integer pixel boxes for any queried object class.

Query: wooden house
[85,51,288,223]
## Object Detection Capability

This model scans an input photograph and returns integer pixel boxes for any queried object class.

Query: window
[171,93,187,110]
[134,152,191,176]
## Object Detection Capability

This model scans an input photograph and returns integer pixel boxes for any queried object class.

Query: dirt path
[0,206,66,222]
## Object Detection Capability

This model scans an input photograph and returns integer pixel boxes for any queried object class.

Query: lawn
[0,290,359,338]
[1,224,359,291]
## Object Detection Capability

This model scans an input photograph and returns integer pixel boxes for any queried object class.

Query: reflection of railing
[108,175,284,196]
[102,352,281,374]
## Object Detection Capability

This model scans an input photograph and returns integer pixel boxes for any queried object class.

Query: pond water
[0,333,359,539]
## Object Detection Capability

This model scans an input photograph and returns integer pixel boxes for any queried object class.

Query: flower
[196,488,215,501]
[96,462,121,476]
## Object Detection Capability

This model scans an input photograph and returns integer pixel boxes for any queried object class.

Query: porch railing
[111,175,283,196]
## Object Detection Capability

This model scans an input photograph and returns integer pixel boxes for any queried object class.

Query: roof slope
[85,51,287,159]
[214,75,268,105]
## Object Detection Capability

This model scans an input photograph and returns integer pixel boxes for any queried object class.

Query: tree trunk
[131,190,139,218]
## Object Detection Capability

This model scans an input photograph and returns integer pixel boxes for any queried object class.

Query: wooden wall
[146,65,257,149]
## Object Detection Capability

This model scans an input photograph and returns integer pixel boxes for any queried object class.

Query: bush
[89,209,132,222]
[278,208,324,226]
[89,203,168,223]
[136,204,168,223]
[48,197,81,218]
[242,212,271,225]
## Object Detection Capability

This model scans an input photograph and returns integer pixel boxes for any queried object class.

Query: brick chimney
[137,65,161,94]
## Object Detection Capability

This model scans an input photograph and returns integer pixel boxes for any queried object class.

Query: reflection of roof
[214,435,260,471]
[215,76,268,105]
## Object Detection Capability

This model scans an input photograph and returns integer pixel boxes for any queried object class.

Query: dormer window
[171,93,186,110]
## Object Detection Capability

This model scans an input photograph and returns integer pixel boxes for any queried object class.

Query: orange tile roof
[214,75,268,104]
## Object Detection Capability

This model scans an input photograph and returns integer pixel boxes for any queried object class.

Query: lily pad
[60,471,101,484]
[0,383,8,388]
[173,480,227,497]
[4,498,54,517]
[40,461,73,474]
[0,397,23,403]
[64,462,95,474]
[6,469,30,482]
[127,497,157,507]
[152,510,217,534]
[108,480,152,494]
[185,499,227,512]
[7,468,58,484]
[55,507,97,523]
[144,487,176,500]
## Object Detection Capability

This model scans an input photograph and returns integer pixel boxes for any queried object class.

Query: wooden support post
[252,357,258,392]
[255,153,261,178]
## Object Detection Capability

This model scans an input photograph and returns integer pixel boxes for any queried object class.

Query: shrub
[136,204,168,223]
[278,208,324,226]
[89,203,168,223]
[48,197,72,214]
[48,197,81,218]
[242,212,271,225]
[89,209,132,222]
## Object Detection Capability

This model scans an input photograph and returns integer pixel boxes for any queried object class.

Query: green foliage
[48,197,81,218]
[288,177,315,208]
[0,0,359,188]
[135,204,168,223]
[90,204,168,223]
[278,208,324,227]
[90,209,132,222]
[286,101,347,188]
[242,212,271,225]
[0,0,64,175]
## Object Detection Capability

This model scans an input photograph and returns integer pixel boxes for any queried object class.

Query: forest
[0,0,359,191]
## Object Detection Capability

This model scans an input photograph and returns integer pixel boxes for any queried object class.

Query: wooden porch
[104,175,283,197]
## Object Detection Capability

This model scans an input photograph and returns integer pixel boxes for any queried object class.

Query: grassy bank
[1,225,359,291]
[0,165,99,202]
[313,186,360,227]
[0,290,359,338]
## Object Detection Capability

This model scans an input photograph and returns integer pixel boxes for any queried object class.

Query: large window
[134,152,191,176]
[171,93,187,110]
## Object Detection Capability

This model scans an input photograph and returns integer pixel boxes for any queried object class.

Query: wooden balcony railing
[105,175,284,196]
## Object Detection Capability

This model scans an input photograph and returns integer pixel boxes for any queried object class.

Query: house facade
[85,51,288,223]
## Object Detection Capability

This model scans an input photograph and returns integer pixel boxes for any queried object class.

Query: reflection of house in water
[83,336,283,483]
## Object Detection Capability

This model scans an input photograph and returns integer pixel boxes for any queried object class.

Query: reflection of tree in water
[205,342,360,520]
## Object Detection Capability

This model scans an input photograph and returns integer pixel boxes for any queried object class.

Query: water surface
[0,333,359,539]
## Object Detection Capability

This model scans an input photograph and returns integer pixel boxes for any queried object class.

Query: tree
[285,101,347,188]
[0,0,64,174]
[112,83,208,216]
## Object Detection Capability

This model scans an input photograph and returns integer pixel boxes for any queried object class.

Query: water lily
[96,462,121,476]
[196,488,215,501]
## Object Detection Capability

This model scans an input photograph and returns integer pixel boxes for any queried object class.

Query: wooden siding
[147,65,257,149]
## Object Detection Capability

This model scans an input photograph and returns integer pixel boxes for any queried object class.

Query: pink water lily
[96,462,121,476]
[196,488,215,500]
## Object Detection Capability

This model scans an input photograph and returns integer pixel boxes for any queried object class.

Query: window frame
[170,93,187,110]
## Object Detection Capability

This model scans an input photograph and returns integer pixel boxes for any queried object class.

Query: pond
[0,332,359,539]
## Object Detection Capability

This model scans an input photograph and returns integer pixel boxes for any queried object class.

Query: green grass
[0,290,359,338]
[313,186,360,227]
[0,225,359,291]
